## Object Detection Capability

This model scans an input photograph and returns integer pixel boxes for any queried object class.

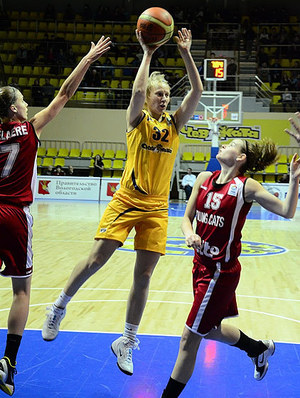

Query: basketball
[137,7,174,46]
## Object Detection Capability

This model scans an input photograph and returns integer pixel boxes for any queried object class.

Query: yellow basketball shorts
[95,196,169,255]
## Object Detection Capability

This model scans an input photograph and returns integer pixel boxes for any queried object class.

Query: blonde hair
[240,138,279,174]
[144,72,170,110]
[0,86,18,120]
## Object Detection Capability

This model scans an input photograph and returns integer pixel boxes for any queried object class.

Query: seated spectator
[66,165,75,176]
[31,79,44,106]
[15,45,28,66]
[181,168,196,201]
[279,88,293,112]
[258,27,270,44]
[52,166,66,176]
[269,59,282,85]
[45,165,53,175]
[8,78,20,91]
[44,3,56,20]
[42,78,55,105]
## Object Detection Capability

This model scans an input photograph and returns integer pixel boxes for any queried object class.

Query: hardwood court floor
[0,200,299,397]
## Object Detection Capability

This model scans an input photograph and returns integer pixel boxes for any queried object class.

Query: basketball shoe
[111,336,140,375]
[42,305,66,341]
[0,357,17,396]
[251,339,275,381]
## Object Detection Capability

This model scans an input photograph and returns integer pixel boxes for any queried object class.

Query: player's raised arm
[126,30,161,131]
[173,28,203,131]
[30,36,111,137]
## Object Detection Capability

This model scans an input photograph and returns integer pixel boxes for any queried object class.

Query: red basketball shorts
[186,260,240,336]
[0,204,33,277]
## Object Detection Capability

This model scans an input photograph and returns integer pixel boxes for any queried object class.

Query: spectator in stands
[63,3,75,21]
[66,48,77,67]
[0,35,111,396]
[269,59,282,85]
[81,3,93,21]
[280,88,293,112]
[31,79,44,107]
[257,47,269,67]
[93,154,104,177]
[285,112,300,145]
[226,58,237,91]
[258,27,270,44]
[181,168,196,201]
[52,166,65,176]
[241,19,255,60]
[66,165,75,176]
[42,28,203,380]
[15,45,28,66]
[42,79,55,106]
[44,3,56,20]
[8,79,20,91]
[45,165,53,175]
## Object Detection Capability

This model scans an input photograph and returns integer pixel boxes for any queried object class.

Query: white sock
[123,322,139,342]
[54,290,72,309]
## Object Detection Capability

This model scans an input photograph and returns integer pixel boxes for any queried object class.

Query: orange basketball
[137,7,174,46]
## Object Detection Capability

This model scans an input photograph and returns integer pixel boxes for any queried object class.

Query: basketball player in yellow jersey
[43,28,203,375]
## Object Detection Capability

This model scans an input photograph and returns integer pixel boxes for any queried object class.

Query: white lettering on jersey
[196,240,220,258]
[196,210,224,227]
[0,125,29,140]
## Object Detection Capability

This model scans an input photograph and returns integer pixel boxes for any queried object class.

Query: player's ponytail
[241,138,279,174]
[0,86,17,120]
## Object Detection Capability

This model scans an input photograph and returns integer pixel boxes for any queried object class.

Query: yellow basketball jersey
[120,110,179,200]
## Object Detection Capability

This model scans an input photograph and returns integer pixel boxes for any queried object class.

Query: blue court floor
[0,329,299,398]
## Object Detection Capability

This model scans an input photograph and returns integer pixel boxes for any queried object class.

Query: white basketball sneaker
[42,305,66,341]
[0,357,17,396]
[111,336,140,376]
[251,339,275,381]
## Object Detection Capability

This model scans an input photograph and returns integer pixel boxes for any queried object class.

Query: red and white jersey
[0,121,39,206]
[194,170,252,271]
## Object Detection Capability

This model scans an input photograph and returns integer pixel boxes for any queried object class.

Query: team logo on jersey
[118,237,287,257]
[228,184,238,197]
[38,180,51,195]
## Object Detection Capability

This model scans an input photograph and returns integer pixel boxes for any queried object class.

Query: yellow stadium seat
[182,152,193,161]
[54,158,65,167]
[81,149,92,158]
[112,170,123,178]
[110,80,120,88]
[205,153,211,161]
[115,150,126,159]
[277,164,288,174]
[104,149,115,159]
[194,152,205,161]
[46,148,57,157]
[37,157,42,167]
[37,147,46,157]
[272,95,281,105]
[277,154,287,163]
[57,148,69,157]
[112,159,124,169]
[121,80,130,89]
[41,157,54,167]
[69,148,81,157]
[102,159,112,177]
[252,173,264,183]
[264,164,276,173]
[92,149,103,157]
[264,174,276,183]
[288,154,294,162]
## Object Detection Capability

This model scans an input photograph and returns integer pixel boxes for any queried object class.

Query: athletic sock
[232,330,268,357]
[54,290,72,309]
[123,322,139,342]
[4,334,22,365]
[161,377,186,397]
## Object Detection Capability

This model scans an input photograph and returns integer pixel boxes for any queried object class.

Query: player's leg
[42,238,120,341]
[0,276,31,396]
[206,323,275,381]
[111,249,161,375]
[161,326,202,398]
